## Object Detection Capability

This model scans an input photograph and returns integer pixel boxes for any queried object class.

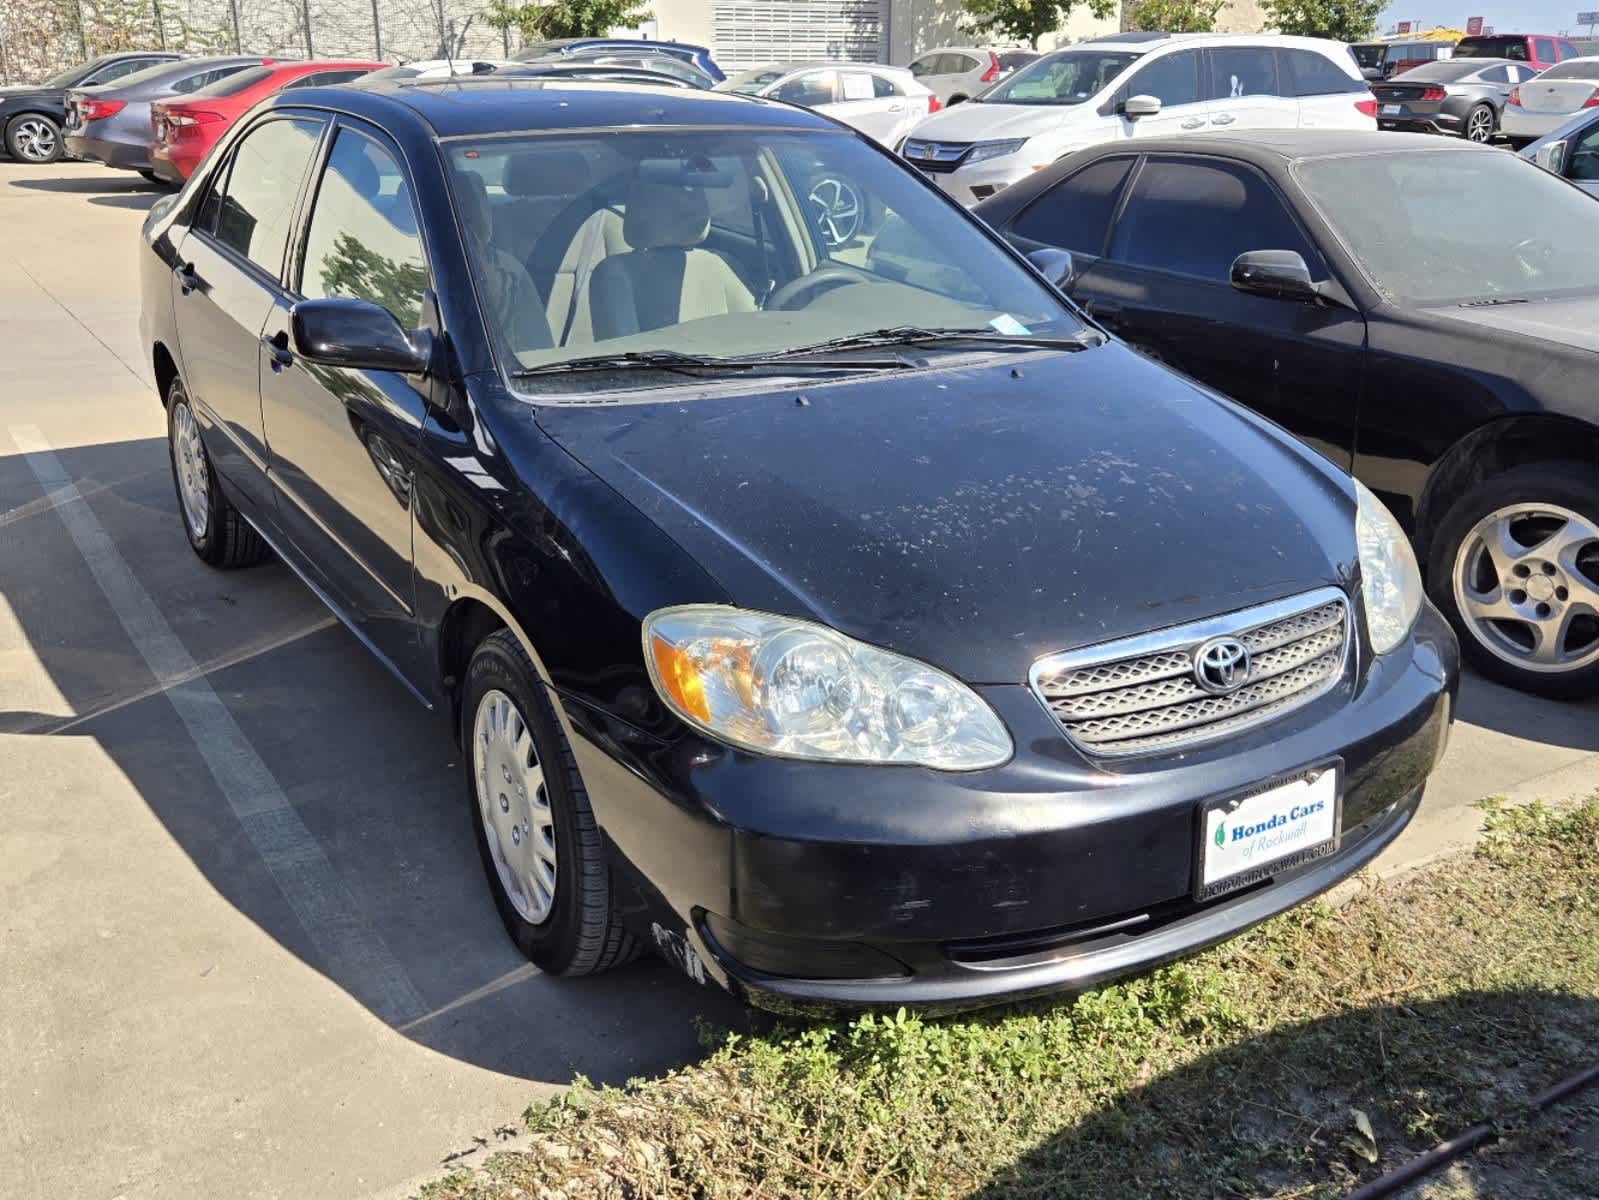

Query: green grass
[422,799,1599,1200]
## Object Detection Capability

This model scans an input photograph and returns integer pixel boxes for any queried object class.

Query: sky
[1377,2,1598,36]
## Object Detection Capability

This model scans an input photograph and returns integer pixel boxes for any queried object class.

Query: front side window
[87,57,160,84]
[718,67,785,94]
[1123,49,1200,107]
[299,128,428,330]
[1207,46,1279,99]
[981,49,1140,106]
[446,129,1078,389]
[1011,156,1133,256]
[1111,157,1316,281]
[1569,120,1599,181]
[1295,149,1599,305]
[908,56,935,77]
[871,73,899,98]
[209,117,324,275]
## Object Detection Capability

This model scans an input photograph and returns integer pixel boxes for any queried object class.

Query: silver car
[63,55,264,181]
[1520,105,1599,197]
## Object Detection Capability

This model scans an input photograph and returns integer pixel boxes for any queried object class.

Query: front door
[258,120,433,687]
[171,114,326,511]
[1111,48,1215,138]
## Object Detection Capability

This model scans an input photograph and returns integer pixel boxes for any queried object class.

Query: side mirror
[1025,247,1076,289]
[1122,93,1162,120]
[290,298,432,373]
[1230,250,1320,303]
[1533,138,1569,175]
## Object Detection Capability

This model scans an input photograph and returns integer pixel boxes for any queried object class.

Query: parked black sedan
[2,50,177,162]
[1371,57,1540,141]
[140,80,1455,1011]
[978,130,1599,698]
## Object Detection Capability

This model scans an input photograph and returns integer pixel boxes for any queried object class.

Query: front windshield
[978,49,1140,105]
[1295,149,1599,306]
[717,67,786,94]
[448,127,1078,391]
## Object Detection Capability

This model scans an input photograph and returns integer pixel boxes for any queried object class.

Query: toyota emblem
[1194,637,1251,694]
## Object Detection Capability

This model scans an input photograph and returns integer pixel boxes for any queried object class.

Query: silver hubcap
[171,401,210,539]
[1453,501,1599,674]
[809,177,863,248]
[13,118,56,161]
[472,689,556,924]
[1467,108,1492,141]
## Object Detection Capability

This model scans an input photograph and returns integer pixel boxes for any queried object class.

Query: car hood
[908,100,1082,143]
[0,85,54,101]
[534,344,1355,684]
[1426,295,1599,354]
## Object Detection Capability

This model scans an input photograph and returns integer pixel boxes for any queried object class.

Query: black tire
[462,629,639,976]
[5,113,62,163]
[1463,103,1496,143]
[1426,462,1599,699]
[165,377,269,568]
[137,168,163,185]
[1506,136,1533,151]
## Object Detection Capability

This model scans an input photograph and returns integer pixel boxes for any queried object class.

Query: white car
[1501,57,1599,143]
[907,46,1036,104]
[716,63,938,146]
[361,59,521,82]
[900,33,1376,205]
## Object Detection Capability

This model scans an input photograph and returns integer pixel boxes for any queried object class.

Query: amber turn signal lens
[649,633,710,723]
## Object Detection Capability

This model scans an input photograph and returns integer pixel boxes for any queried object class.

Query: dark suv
[140,79,1455,1010]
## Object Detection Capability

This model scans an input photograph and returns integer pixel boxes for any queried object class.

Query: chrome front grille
[901,139,971,173]
[1030,589,1350,758]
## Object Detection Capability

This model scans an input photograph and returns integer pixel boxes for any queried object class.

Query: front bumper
[64,132,151,170]
[568,603,1458,1013]
[913,157,1035,206]
[149,149,187,185]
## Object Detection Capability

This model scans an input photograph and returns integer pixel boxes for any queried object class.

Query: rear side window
[194,65,273,96]
[1207,45,1280,99]
[209,117,324,275]
[1011,156,1133,256]
[1475,64,1510,83]
[1124,49,1201,106]
[173,63,251,94]
[299,128,428,329]
[1110,157,1316,281]
[909,56,935,77]
[1280,48,1362,95]
[1457,36,1529,61]
[283,69,371,90]
[1536,38,1558,63]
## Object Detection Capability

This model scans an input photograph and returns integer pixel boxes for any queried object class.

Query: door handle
[262,330,293,370]
[1180,117,1206,129]
[174,260,199,296]
[1210,113,1236,125]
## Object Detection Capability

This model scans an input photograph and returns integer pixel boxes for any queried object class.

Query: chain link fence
[0,0,518,85]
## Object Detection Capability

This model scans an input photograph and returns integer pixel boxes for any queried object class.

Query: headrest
[505,149,592,198]
[623,181,710,250]
[456,170,491,243]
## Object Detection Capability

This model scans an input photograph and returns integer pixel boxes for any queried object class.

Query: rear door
[257,119,434,686]
[1205,44,1299,131]
[1073,154,1366,470]
[171,113,326,513]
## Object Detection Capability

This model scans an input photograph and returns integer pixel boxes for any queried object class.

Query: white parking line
[10,424,427,1026]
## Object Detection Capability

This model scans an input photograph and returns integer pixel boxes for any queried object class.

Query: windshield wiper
[766,326,1105,359]
[510,348,909,378]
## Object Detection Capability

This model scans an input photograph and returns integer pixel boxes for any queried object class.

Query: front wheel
[1427,463,1599,698]
[166,377,269,567]
[462,630,638,976]
[5,114,61,163]
[1463,103,1496,143]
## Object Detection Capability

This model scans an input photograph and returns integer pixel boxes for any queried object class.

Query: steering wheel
[765,264,865,311]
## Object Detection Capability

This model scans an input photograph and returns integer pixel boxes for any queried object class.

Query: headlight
[1354,480,1423,654]
[963,138,1027,166]
[642,606,1012,770]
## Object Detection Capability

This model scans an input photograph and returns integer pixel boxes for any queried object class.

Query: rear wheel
[165,377,269,568]
[1463,103,1496,143]
[1428,463,1599,698]
[463,629,638,976]
[5,114,61,163]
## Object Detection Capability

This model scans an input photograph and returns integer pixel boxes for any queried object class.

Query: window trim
[287,115,437,326]
[1103,151,1330,288]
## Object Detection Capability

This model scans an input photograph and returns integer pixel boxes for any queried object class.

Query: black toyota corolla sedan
[139,79,1457,1012]
[978,131,1599,700]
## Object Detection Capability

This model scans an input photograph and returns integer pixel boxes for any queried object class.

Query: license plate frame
[1195,761,1342,902]
[1381,104,1401,115]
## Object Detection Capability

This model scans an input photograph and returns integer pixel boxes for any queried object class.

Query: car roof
[293,77,831,139]
[751,60,909,74]
[1079,129,1494,165]
[1079,31,1348,52]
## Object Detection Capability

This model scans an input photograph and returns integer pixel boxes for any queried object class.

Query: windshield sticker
[990,313,1031,335]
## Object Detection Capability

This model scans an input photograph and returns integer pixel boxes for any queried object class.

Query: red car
[1454,33,1583,72]
[150,59,382,182]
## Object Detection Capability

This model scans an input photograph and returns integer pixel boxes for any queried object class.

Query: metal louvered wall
[712,0,886,70]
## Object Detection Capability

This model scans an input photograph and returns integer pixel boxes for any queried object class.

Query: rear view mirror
[1025,247,1076,289]
[1122,94,1162,119]
[290,298,432,373]
[1533,138,1569,175]
[1230,250,1320,303]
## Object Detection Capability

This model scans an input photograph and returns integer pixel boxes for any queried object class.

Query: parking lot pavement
[2,162,1597,1199]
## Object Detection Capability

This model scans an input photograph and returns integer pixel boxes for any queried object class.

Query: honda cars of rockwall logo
[1218,797,1328,859]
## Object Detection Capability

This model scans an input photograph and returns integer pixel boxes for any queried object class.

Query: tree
[483,0,653,42]
[1260,0,1383,42]
[1126,0,1226,33]
[960,0,1118,51]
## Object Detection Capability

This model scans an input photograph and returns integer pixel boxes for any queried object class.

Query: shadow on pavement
[1456,666,1599,753]
[9,174,162,195]
[0,436,746,1090]
[88,192,164,212]
[968,989,1599,1199]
